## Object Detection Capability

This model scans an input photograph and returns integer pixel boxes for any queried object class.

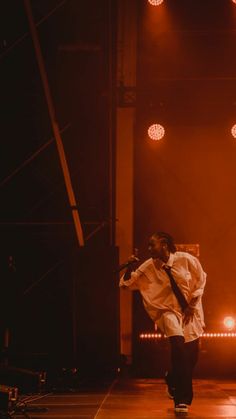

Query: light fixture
[148,124,165,141]
[148,0,164,6]
[231,124,236,138]
[223,316,235,331]
[139,332,236,339]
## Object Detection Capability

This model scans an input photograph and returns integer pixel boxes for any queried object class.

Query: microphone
[115,249,139,273]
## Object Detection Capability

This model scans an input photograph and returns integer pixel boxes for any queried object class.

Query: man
[120,232,206,413]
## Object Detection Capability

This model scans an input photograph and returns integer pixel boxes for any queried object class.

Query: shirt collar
[153,252,175,270]
[164,252,175,268]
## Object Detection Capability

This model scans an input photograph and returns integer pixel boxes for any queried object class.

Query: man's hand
[123,255,139,280]
[183,305,195,325]
[127,255,139,264]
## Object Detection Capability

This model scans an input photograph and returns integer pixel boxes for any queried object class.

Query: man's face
[148,235,165,260]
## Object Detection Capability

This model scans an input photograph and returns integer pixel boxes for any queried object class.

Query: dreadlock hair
[153,231,177,253]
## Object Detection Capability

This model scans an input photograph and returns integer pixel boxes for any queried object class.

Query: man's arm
[188,256,206,298]
[183,297,199,325]
[119,255,140,289]
[123,266,134,281]
[183,256,206,325]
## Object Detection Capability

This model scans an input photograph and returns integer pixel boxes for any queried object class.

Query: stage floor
[15,377,236,418]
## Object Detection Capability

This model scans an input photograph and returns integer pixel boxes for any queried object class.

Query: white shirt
[120,251,206,342]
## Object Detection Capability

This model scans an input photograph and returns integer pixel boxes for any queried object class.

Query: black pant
[167,336,199,405]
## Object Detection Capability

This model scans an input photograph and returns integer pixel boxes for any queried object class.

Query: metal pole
[24,0,84,246]
[108,0,116,246]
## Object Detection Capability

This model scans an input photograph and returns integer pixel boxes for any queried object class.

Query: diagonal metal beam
[24,0,84,246]
[0,123,70,188]
[0,0,67,61]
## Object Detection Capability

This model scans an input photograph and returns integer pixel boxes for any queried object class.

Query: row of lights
[148,0,236,6]
[140,316,236,338]
[140,332,236,339]
[148,123,236,140]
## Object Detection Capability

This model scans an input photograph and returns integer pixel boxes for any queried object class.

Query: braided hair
[153,231,177,253]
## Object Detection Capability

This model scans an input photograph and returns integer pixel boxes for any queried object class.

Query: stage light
[224,317,235,330]
[148,0,164,5]
[139,332,236,340]
[223,316,235,331]
[231,124,236,138]
[232,0,236,4]
[148,124,165,141]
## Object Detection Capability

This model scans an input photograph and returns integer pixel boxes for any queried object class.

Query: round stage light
[148,0,164,6]
[148,124,165,141]
[223,316,235,331]
[231,124,236,138]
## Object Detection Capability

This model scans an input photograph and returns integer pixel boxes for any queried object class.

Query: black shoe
[165,371,175,399]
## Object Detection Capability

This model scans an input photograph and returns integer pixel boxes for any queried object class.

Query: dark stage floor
[10,377,236,418]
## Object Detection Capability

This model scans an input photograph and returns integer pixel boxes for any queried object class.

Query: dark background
[0,0,115,232]
[0,0,118,378]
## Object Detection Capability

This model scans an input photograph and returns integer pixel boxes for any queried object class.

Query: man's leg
[185,338,199,370]
[185,337,199,393]
[164,370,175,399]
[169,335,193,406]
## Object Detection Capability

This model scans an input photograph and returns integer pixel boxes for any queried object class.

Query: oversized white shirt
[120,251,206,342]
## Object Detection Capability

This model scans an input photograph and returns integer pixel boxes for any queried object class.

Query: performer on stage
[120,231,206,413]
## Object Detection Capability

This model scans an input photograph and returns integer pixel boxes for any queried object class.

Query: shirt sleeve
[119,269,143,290]
[188,256,206,299]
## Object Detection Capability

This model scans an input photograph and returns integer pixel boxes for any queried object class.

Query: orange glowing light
[148,0,164,5]
[231,124,236,138]
[148,124,165,141]
[223,316,235,330]
[232,0,236,4]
